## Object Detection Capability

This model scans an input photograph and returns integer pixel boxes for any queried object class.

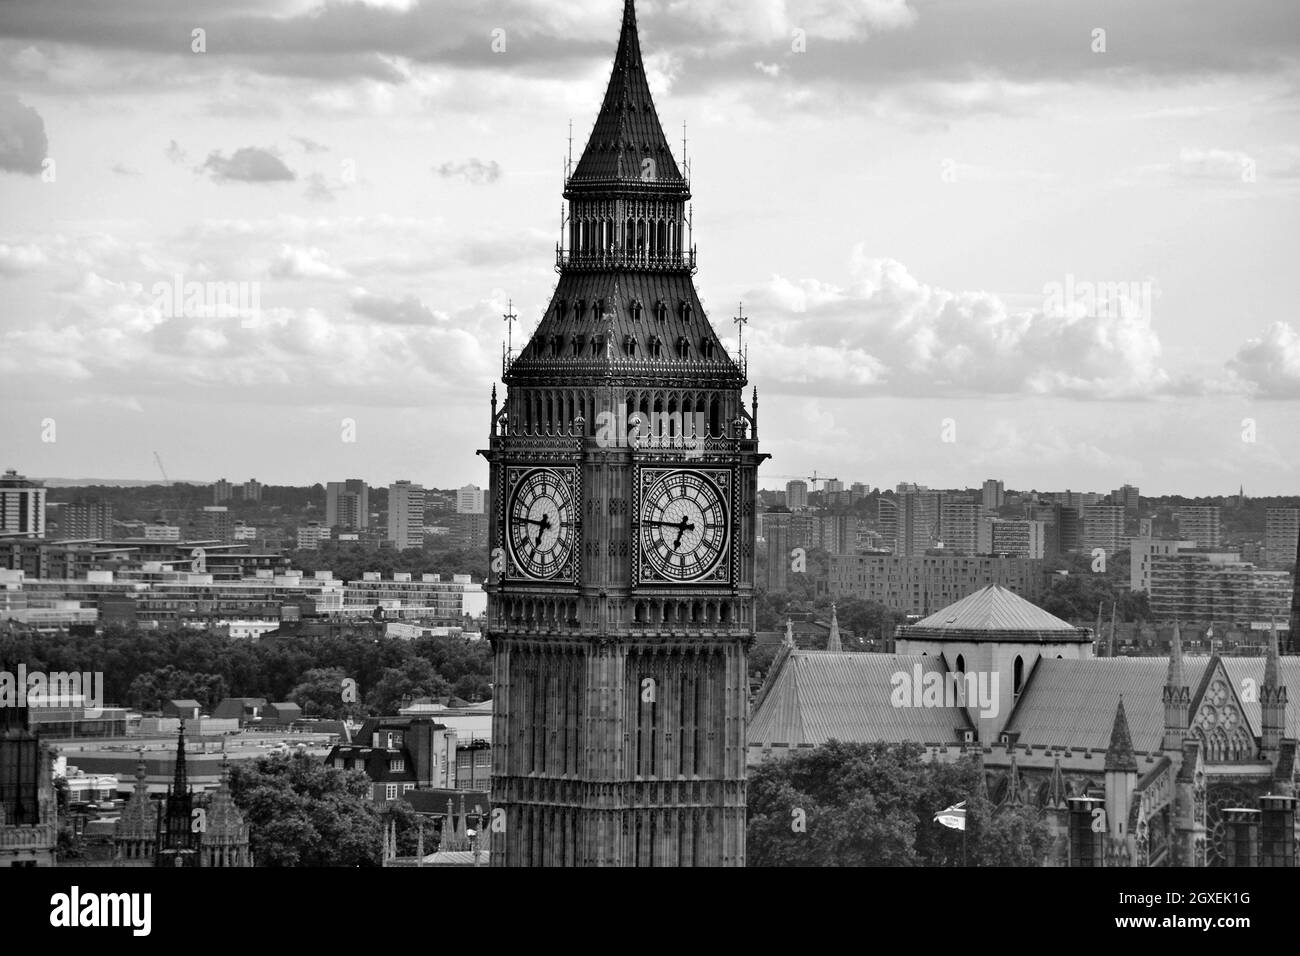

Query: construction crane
[153,452,171,486]
[764,473,841,493]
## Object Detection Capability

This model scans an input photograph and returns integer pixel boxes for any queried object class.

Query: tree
[228,753,384,867]
[747,741,1049,866]
[366,660,451,714]
[288,667,357,719]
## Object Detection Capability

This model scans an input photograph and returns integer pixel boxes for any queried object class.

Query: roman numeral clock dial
[639,470,730,583]
[506,468,576,581]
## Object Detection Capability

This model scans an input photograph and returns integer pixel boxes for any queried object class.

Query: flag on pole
[934,801,966,831]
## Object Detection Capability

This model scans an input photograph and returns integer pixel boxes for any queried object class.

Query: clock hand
[672,515,695,549]
[534,513,553,547]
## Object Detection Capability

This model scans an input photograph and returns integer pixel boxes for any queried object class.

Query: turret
[1163,621,1190,751]
[1261,621,1288,758]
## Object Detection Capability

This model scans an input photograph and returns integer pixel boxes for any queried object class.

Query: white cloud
[1227,321,1300,398]
[269,244,348,280]
[746,252,1172,400]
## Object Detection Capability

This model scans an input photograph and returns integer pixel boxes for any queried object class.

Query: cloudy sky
[1,0,1297,495]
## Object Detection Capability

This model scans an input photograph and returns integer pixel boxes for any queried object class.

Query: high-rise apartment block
[987,519,1048,559]
[388,481,426,550]
[326,479,370,530]
[61,500,114,539]
[1082,504,1126,555]
[786,480,808,511]
[457,484,485,514]
[1264,509,1298,570]
[939,500,982,554]
[982,479,1005,511]
[1176,506,1222,550]
[197,506,233,542]
[0,471,46,538]
[212,479,233,504]
[1110,484,1140,512]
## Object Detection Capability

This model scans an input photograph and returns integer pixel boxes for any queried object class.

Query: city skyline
[1,0,1298,494]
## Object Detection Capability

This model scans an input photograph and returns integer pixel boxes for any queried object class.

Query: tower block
[481,0,765,866]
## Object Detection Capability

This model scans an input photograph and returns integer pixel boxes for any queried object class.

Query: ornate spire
[569,0,685,190]
[825,604,841,651]
[1046,755,1067,810]
[1105,697,1138,773]
[1167,620,1184,690]
[1265,619,1280,690]
[171,720,188,795]
[784,617,795,648]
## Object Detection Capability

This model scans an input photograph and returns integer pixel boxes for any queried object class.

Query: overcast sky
[1,0,1297,495]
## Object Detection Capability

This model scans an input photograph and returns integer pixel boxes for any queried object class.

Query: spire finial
[1266,619,1280,689]
[1105,697,1137,772]
[826,604,841,652]
[1168,620,1184,689]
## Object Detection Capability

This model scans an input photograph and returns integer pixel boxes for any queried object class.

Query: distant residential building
[849,482,869,501]
[939,500,982,554]
[828,552,1044,615]
[765,519,790,592]
[878,498,898,554]
[1082,504,1126,555]
[981,479,1005,511]
[297,521,331,551]
[345,572,486,622]
[1176,506,1222,550]
[0,470,46,538]
[1130,537,1196,592]
[446,512,488,551]
[823,479,844,495]
[1146,549,1291,625]
[197,506,233,542]
[388,481,426,550]
[1264,509,1299,569]
[896,490,943,557]
[326,717,460,802]
[143,522,180,542]
[61,499,113,539]
[232,522,258,541]
[212,479,233,504]
[456,484,485,514]
[785,480,808,511]
[241,479,263,502]
[326,479,370,530]
[1110,484,1140,512]
[815,514,856,555]
[987,519,1048,559]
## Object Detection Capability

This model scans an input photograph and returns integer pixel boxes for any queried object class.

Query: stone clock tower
[480,0,765,867]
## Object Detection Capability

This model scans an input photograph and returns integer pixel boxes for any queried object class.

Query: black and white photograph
[0,0,1296,923]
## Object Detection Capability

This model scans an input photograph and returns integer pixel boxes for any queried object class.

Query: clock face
[507,468,576,580]
[639,470,729,582]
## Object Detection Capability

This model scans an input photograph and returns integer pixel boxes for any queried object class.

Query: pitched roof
[569,0,685,190]
[1220,657,1300,740]
[902,585,1086,643]
[748,652,973,749]
[506,271,741,387]
[1004,657,1213,752]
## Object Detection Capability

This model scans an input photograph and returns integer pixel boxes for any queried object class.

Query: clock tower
[481,0,765,867]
